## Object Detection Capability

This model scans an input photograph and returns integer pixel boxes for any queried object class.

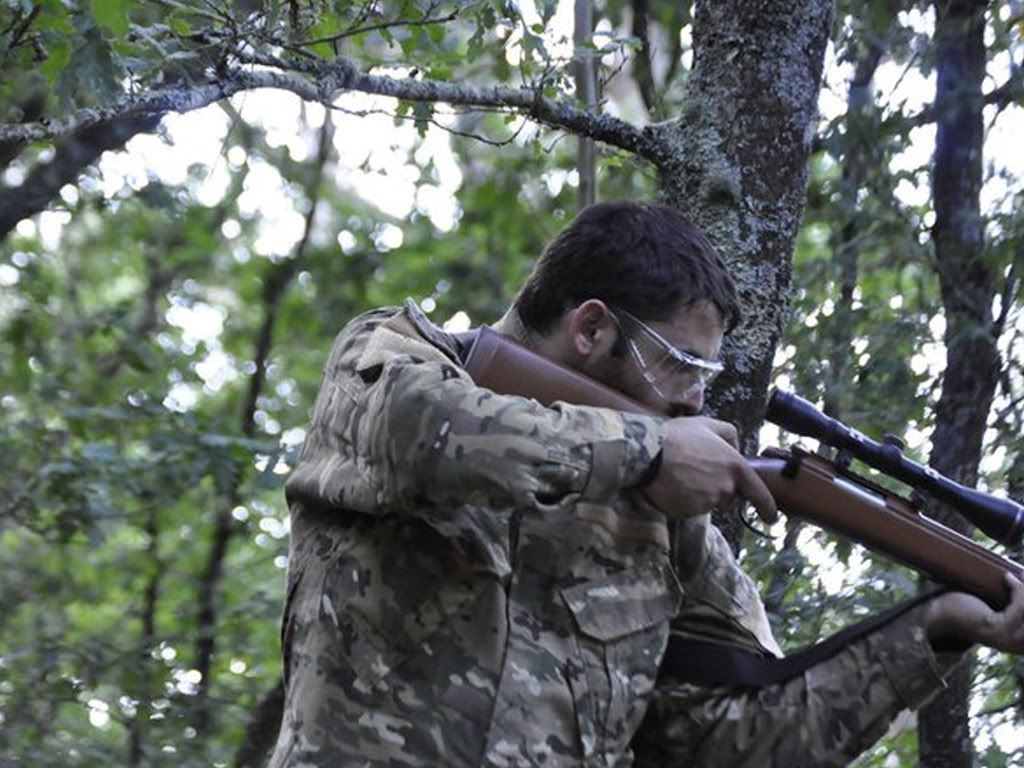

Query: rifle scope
[766,389,1024,548]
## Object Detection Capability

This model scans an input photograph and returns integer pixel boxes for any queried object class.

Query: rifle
[464,326,1024,609]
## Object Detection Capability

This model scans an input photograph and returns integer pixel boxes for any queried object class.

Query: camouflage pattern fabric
[270,302,675,767]
[491,309,784,662]
[632,605,967,767]
[269,300,966,768]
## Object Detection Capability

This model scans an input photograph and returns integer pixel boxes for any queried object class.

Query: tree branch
[902,66,1024,129]
[631,0,659,116]
[0,55,666,163]
[0,112,161,240]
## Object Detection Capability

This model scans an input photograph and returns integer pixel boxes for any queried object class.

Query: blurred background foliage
[1,0,1023,765]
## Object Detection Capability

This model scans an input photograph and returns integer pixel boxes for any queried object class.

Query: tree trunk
[655,0,834,548]
[918,1,994,766]
[574,0,597,209]
[822,19,888,421]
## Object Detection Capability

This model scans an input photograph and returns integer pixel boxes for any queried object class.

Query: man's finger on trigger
[739,465,777,524]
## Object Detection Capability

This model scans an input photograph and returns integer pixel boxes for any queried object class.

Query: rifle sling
[660,591,949,687]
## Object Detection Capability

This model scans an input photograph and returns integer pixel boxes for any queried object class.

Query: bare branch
[903,67,1024,129]
[0,55,666,163]
[0,112,162,240]
[631,0,659,116]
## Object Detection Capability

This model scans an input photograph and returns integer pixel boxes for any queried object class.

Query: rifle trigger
[739,507,777,540]
[782,454,800,478]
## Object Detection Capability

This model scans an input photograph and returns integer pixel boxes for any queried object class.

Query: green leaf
[39,38,71,83]
[80,443,119,464]
[5,0,31,13]
[412,101,433,138]
[399,34,418,57]
[166,13,191,37]
[56,23,124,108]
[92,0,129,37]
[466,25,485,61]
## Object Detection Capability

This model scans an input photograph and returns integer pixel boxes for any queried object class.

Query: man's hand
[641,416,778,524]
[924,573,1024,653]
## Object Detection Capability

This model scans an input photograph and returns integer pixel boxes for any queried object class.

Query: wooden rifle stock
[465,327,1023,609]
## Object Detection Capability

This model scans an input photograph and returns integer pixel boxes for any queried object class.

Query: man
[269,201,1024,767]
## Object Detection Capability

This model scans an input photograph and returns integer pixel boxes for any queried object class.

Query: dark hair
[513,200,740,334]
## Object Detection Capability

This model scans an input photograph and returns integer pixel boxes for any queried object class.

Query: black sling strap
[659,591,954,687]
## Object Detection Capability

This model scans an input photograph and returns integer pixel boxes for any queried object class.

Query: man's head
[513,201,739,417]
[513,200,739,335]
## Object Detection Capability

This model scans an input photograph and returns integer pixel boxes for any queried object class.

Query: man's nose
[670,383,704,418]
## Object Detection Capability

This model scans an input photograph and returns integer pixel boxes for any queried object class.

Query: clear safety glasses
[610,308,724,402]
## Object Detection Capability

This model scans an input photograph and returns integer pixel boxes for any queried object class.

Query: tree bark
[574,0,597,209]
[918,1,993,766]
[128,499,161,765]
[655,0,834,548]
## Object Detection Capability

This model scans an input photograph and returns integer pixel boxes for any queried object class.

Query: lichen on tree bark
[656,0,834,548]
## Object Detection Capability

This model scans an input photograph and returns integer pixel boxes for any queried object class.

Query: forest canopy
[1,0,1023,766]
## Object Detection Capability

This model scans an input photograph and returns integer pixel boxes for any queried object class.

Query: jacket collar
[492,306,536,348]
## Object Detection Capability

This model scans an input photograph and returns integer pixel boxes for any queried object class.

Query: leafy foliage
[1,0,1023,766]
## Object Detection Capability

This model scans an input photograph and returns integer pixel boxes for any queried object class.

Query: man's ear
[567,299,615,358]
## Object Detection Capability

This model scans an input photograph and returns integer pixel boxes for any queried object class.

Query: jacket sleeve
[632,602,969,768]
[285,309,665,516]
[669,515,784,658]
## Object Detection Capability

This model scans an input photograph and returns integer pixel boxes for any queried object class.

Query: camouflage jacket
[268,301,779,768]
